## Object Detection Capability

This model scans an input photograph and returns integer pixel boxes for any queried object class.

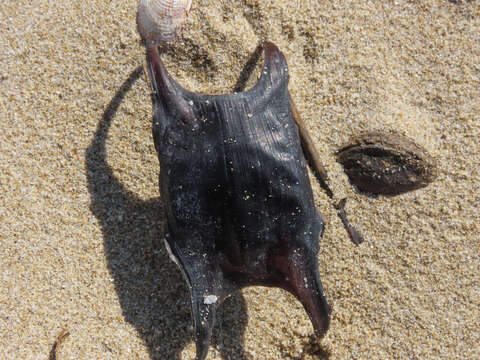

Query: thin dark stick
[48,330,70,360]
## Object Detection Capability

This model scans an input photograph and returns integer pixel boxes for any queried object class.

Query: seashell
[145,42,334,360]
[336,131,438,195]
[137,0,192,46]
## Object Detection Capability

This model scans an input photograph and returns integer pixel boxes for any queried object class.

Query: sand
[0,0,479,359]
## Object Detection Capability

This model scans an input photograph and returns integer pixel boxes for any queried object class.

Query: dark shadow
[85,65,248,359]
[448,0,473,4]
[233,44,263,93]
[279,335,331,360]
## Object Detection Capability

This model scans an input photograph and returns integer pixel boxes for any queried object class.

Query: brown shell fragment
[336,131,437,195]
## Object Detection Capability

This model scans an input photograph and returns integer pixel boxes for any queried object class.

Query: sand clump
[0,0,479,359]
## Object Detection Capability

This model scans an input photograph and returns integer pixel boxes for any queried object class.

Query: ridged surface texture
[147,42,330,359]
[137,0,192,44]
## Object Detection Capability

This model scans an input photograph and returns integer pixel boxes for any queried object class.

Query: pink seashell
[137,0,192,46]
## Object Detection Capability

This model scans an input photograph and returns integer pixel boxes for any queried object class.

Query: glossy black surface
[147,42,330,360]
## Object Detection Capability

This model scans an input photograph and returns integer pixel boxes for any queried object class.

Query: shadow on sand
[85,44,331,359]
[85,65,249,359]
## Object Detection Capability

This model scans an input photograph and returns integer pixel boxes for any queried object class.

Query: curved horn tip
[146,44,179,97]
[260,41,289,82]
[262,41,282,59]
[262,41,278,51]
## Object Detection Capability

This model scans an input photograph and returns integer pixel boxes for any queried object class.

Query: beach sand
[1,0,479,359]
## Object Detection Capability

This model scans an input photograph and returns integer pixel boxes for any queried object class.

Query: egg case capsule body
[147,42,330,360]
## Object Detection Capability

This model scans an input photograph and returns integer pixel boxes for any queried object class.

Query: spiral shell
[137,0,192,45]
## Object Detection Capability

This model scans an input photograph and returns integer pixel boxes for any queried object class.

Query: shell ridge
[138,0,192,45]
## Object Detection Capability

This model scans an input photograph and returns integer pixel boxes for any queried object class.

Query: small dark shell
[336,131,437,195]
